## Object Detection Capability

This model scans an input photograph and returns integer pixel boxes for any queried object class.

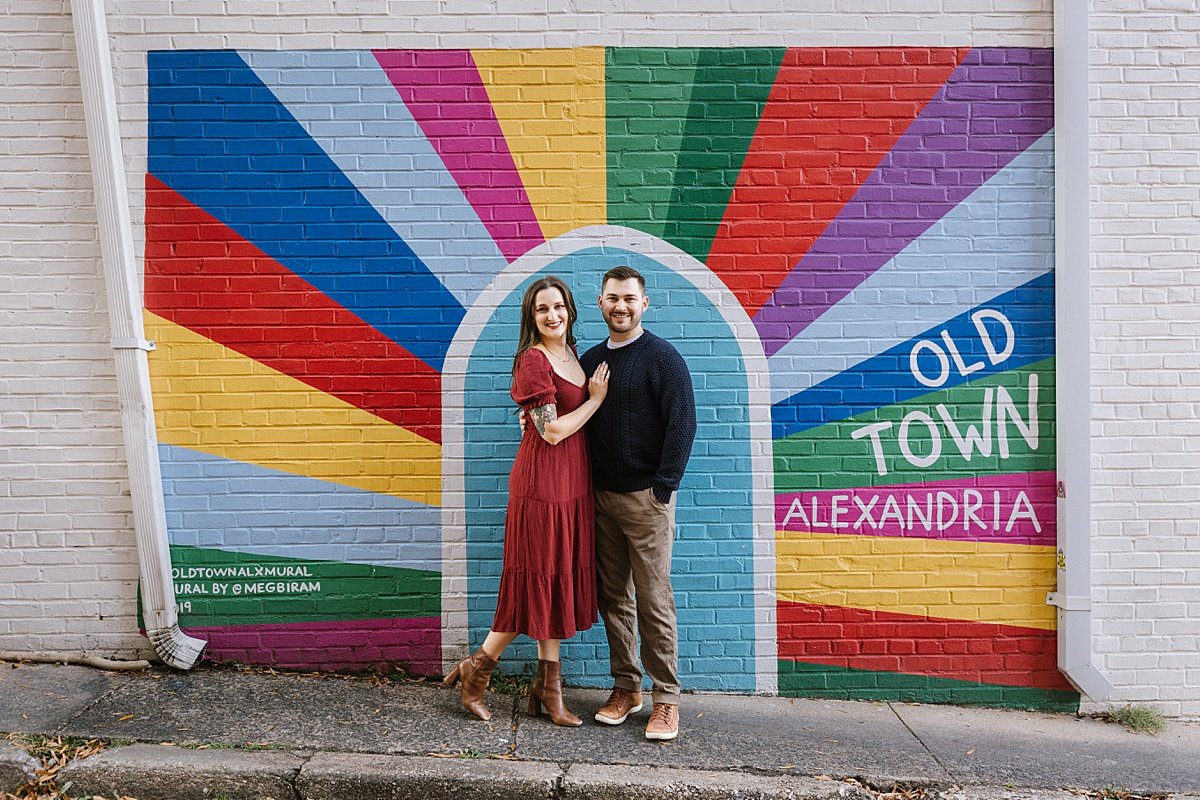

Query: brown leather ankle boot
[442,648,499,721]
[527,659,581,727]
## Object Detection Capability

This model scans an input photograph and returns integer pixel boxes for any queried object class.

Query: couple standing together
[444,265,696,742]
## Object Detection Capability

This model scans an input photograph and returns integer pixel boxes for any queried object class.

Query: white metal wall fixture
[1049,0,1113,700]
[70,0,204,669]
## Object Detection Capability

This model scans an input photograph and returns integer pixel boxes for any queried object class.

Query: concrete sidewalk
[2,660,1197,800]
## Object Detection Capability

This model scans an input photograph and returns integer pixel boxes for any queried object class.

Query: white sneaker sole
[644,727,678,741]
[594,703,643,725]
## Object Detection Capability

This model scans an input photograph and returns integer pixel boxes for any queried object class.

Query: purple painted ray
[373,49,545,261]
[753,47,1054,356]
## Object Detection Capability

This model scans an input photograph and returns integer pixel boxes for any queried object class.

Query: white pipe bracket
[1046,592,1092,611]
[112,338,157,351]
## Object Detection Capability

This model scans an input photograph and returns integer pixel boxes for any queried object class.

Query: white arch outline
[440,225,778,694]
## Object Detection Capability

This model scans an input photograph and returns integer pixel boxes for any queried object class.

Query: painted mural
[145,46,1072,710]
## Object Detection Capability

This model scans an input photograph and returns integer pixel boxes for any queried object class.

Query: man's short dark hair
[602,265,645,291]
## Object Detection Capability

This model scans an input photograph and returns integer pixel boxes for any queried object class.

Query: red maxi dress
[491,347,598,640]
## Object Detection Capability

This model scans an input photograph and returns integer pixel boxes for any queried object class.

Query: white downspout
[1047,0,1112,701]
[70,0,205,669]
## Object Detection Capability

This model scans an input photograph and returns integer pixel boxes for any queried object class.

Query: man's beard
[604,312,637,332]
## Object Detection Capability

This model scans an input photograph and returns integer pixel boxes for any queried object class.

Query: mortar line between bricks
[886,702,954,784]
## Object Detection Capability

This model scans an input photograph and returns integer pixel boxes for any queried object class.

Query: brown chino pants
[594,487,680,705]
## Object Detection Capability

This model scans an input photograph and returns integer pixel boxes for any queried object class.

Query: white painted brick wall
[0,0,148,658]
[3,0,1197,716]
[1087,0,1200,720]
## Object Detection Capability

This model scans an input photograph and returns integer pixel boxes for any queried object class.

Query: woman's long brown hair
[513,275,578,375]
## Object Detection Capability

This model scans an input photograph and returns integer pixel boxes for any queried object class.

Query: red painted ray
[777,600,1072,692]
[706,47,968,315]
[144,174,442,444]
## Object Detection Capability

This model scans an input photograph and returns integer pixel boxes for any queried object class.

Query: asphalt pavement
[2,659,1198,800]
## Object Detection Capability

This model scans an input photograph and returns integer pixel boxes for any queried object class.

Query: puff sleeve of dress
[511,348,557,413]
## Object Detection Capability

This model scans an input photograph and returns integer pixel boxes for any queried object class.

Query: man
[578,265,696,741]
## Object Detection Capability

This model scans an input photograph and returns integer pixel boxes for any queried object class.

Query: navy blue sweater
[580,331,697,503]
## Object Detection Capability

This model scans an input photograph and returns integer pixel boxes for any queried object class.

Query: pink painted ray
[373,49,545,261]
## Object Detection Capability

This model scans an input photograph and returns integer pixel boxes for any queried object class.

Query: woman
[443,275,610,727]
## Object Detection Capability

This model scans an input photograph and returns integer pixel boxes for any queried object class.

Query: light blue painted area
[242,50,511,308]
[159,444,441,573]
[766,131,1055,405]
[463,248,758,692]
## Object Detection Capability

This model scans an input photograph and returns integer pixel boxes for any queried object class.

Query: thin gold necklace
[544,345,571,362]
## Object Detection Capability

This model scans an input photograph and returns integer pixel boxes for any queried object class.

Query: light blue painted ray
[160,444,441,574]
[242,50,510,308]
[767,131,1055,406]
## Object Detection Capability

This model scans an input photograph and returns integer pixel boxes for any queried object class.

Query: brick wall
[1,0,1196,717]
[137,41,1066,708]
[1086,2,1200,719]
[0,1,148,658]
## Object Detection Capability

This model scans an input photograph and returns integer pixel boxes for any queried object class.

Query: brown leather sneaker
[594,687,643,725]
[644,702,679,741]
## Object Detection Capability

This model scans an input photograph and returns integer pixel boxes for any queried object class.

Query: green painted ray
[774,360,1056,493]
[778,661,1079,712]
[169,545,439,628]
[661,47,785,261]
[606,48,703,237]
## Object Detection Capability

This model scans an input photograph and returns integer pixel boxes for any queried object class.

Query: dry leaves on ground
[2,734,111,800]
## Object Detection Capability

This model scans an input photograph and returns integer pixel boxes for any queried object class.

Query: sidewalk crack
[509,692,523,755]
[288,750,315,800]
[52,672,141,737]
[888,702,954,784]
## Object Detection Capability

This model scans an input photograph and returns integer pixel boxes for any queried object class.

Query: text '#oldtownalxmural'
[144,46,1072,710]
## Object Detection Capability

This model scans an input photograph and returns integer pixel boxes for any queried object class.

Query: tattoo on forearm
[529,404,557,436]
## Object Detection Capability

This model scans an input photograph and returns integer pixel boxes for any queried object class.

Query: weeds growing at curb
[1066,786,1169,800]
[426,748,517,760]
[1102,704,1165,735]
[174,739,287,752]
[487,670,532,697]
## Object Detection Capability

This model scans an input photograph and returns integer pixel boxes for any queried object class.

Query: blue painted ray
[771,272,1054,439]
[147,49,462,370]
[160,445,441,574]
[242,50,510,308]
[767,131,1054,406]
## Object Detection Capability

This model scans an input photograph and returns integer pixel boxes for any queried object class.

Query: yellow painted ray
[146,312,440,506]
[775,530,1057,630]
[473,47,606,237]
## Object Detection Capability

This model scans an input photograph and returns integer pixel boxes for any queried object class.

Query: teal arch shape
[441,228,777,694]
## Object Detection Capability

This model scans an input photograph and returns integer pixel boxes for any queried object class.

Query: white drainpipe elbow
[1049,0,1111,703]
[70,0,205,669]
[1048,594,1113,700]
